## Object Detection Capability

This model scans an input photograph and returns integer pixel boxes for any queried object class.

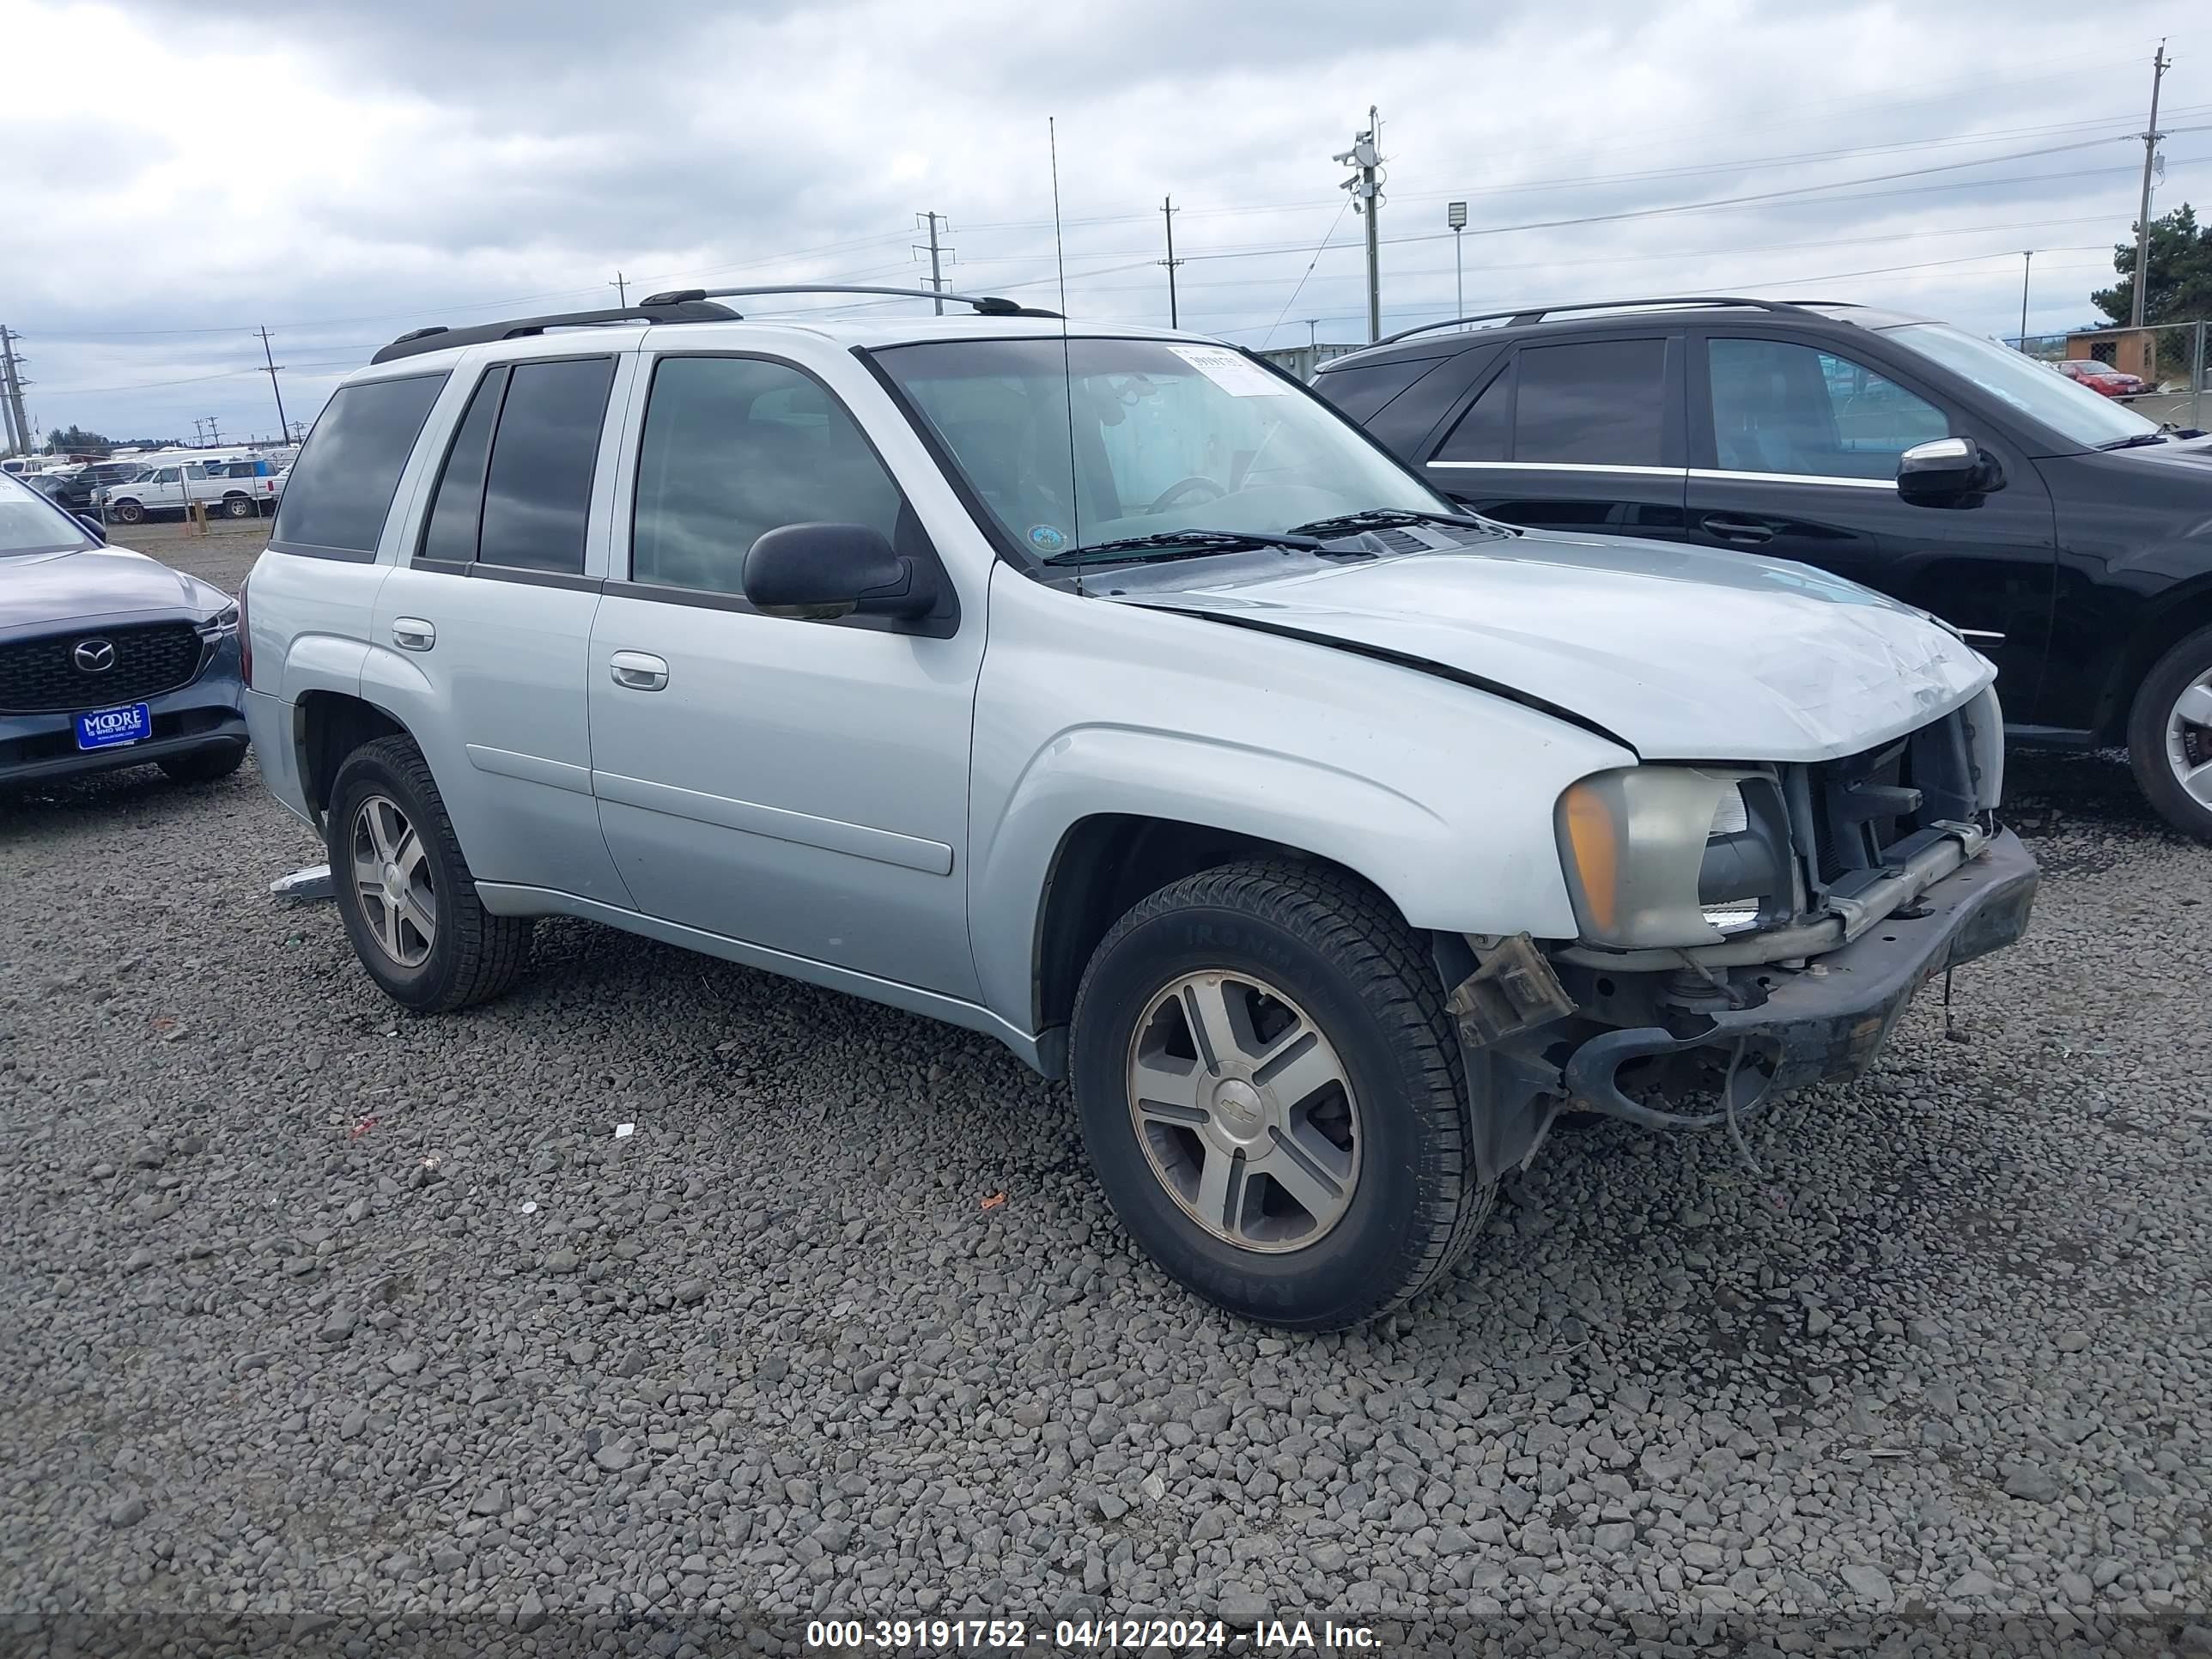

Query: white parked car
[96,458,283,524]
[239,286,2038,1328]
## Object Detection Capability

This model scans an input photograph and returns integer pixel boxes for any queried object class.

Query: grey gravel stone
[1,745,2203,1644]
[105,1495,147,1528]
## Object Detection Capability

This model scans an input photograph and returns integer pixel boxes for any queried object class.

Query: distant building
[1258,343,1364,381]
[2065,326,2160,380]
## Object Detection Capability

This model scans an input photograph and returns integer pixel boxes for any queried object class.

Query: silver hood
[1115,530,1996,764]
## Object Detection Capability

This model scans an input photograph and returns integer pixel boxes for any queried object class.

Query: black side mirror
[1898,436,2002,507]
[74,513,107,544]
[741,522,936,622]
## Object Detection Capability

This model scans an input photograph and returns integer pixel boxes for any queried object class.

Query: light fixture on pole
[1334,112,1383,343]
[1448,201,1468,320]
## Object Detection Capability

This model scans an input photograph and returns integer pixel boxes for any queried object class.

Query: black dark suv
[1316,296,2212,838]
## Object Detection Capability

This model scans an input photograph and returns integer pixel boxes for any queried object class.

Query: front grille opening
[0,623,204,714]
[1803,707,1978,896]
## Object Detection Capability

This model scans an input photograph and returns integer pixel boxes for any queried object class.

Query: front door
[1423,331,1691,542]
[1686,331,2057,713]
[588,351,982,1000]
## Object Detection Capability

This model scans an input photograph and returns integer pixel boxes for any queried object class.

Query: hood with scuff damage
[1112,530,1995,763]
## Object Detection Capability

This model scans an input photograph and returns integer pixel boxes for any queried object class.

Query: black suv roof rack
[371,299,741,364]
[1373,295,1836,349]
[638,283,1059,319]
[370,284,1060,366]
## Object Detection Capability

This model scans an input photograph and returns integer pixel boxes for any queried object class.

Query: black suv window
[417,365,507,565]
[629,356,903,597]
[273,373,447,558]
[476,357,616,574]
[1311,358,1439,423]
[1513,338,1668,465]
[1708,337,1950,480]
[1437,367,1510,461]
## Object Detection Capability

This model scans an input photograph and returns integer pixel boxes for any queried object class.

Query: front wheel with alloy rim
[1071,860,1494,1330]
[110,500,144,524]
[325,735,532,1012]
[2128,623,2212,842]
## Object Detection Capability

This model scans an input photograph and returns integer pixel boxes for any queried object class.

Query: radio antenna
[1050,116,1081,588]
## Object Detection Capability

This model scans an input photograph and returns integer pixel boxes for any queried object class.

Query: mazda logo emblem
[74,639,117,673]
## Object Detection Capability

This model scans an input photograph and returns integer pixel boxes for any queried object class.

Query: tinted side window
[1436,368,1510,461]
[630,356,904,597]
[417,366,508,564]
[477,358,616,574]
[274,374,447,556]
[1708,338,1950,479]
[1514,338,1667,465]
[1311,358,1440,422]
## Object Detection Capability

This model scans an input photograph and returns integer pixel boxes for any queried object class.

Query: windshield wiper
[1040,528,1324,567]
[1288,507,1496,538]
[2097,432,2170,450]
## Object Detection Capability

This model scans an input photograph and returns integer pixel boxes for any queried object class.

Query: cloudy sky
[0,0,2205,447]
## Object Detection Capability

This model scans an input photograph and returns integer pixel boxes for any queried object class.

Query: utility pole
[257,326,291,449]
[915,212,950,315]
[1448,201,1468,320]
[1158,197,1183,327]
[2018,252,2034,352]
[1304,319,1318,349]
[611,271,628,308]
[2130,40,2168,329]
[1335,109,1383,343]
[205,416,222,447]
[0,326,31,456]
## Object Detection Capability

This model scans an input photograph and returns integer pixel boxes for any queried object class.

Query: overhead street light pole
[1448,200,1468,320]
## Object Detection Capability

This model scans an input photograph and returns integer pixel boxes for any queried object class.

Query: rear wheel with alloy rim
[2128,623,2212,842]
[325,735,532,1012]
[1072,860,1493,1330]
[222,494,253,518]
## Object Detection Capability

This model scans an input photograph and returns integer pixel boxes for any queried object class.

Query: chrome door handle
[609,651,669,691]
[392,617,436,652]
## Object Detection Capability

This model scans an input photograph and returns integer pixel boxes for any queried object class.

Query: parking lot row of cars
[3,285,2209,1328]
[3,450,290,521]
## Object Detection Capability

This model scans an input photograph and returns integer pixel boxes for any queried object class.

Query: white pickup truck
[96,457,283,524]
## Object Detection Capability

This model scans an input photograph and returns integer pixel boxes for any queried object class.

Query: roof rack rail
[1372,295,1823,349]
[370,299,741,365]
[638,283,1060,319]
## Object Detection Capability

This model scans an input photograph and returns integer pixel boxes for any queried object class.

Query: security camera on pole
[1334,111,1383,344]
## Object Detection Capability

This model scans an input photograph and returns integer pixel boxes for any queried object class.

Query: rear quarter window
[272,373,449,559]
[1310,357,1444,422]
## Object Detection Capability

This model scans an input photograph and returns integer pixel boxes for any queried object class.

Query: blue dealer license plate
[76,702,152,750]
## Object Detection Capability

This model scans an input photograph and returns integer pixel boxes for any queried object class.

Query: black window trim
[268,368,450,562]
[617,347,959,638]
[410,360,514,569]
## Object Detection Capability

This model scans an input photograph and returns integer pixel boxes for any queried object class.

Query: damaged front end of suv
[1442,685,2037,1181]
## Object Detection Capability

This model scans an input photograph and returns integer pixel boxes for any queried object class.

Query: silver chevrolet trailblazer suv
[242,286,2035,1328]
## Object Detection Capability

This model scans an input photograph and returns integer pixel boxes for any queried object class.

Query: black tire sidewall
[325,744,468,1011]
[157,742,246,783]
[2130,624,2212,841]
[1073,898,1450,1329]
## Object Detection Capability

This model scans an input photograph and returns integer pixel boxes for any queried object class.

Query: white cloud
[0,0,2202,442]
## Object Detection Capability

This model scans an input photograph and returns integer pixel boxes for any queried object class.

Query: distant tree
[2093,204,2212,325]
[46,424,117,454]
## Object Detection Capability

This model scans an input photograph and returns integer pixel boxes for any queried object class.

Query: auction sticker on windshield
[1169,345,1289,397]
[76,702,151,750]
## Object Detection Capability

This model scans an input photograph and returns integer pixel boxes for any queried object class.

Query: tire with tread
[325,735,532,1012]
[2127,623,2212,842]
[1070,859,1493,1330]
[157,742,246,784]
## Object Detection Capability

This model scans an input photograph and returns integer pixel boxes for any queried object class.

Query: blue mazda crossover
[0,472,247,786]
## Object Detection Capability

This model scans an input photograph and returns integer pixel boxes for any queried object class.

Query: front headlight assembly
[1556,766,1796,949]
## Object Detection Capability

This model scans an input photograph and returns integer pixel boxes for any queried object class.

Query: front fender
[967,720,1614,1031]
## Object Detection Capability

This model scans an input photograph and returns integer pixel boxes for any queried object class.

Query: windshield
[1886,323,2159,447]
[871,337,1454,562]
[0,477,95,555]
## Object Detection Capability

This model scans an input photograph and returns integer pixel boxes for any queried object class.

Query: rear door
[1685,329,2055,710]
[1421,331,1690,540]
[369,351,636,905]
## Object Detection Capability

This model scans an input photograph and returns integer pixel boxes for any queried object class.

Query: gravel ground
[1,740,2206,1656]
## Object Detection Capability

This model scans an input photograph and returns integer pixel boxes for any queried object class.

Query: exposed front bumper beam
[1564,827,2038,1116]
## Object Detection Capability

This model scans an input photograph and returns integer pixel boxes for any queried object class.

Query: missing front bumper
[1563,827,2038,1118]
